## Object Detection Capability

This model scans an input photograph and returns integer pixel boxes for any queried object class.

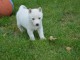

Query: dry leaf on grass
[49,36,57,41]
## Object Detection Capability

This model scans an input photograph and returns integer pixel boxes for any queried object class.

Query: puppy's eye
[38,17,41,19]
[32,18,35,20]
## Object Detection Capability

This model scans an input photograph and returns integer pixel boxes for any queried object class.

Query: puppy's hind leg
[17,24,24,32]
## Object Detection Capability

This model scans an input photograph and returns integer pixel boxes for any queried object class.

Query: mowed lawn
[0,0,80,60]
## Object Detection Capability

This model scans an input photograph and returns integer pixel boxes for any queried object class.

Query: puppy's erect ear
[38,7,42,12]
[29,8,31,13]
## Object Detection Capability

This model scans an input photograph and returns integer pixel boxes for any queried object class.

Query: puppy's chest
[30,25,40,31]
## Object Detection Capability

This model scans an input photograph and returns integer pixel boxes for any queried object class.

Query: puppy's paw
[30,38,35,41]
[40,37,46,40]
[20,29,24,33]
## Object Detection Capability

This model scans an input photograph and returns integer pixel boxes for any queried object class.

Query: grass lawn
[0,0,80,60]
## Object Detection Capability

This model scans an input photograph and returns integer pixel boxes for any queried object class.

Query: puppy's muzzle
[36,24,39,26]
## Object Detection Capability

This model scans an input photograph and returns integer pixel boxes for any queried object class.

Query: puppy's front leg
[38,27,45,40]
[27,29,35,40]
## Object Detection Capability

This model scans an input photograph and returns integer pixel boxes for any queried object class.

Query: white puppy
[16,5,45,40]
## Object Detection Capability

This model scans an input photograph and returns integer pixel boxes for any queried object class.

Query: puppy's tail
[19,5,27,10]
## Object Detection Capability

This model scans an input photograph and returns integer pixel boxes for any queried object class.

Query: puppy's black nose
[36,24,39,26]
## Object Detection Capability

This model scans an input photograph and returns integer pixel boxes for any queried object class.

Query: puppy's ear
[29,8,31,13]
[38,7,42,12]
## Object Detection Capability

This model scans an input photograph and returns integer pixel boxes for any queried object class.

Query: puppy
[16,5,45,40]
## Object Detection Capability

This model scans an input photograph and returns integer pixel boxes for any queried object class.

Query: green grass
[0,0,80,60]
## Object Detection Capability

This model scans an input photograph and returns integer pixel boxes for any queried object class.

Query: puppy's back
[19,5,27,10]
[16,5,28,20]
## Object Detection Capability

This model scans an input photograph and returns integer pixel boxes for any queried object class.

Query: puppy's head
[29,7,43,27]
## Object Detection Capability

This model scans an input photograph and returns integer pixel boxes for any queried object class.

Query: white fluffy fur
[16,5,45,40]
